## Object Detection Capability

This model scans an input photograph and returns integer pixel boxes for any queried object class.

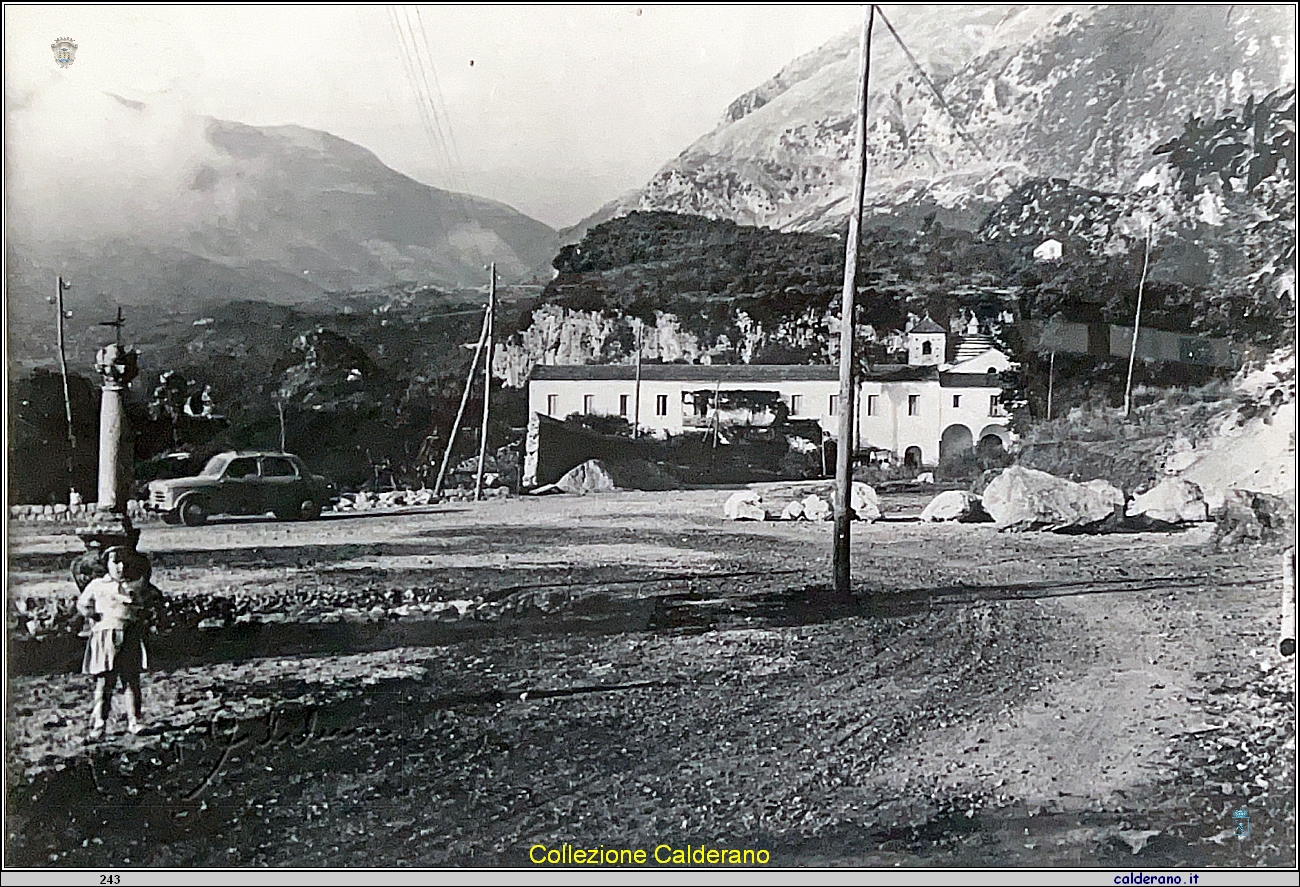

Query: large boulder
[1083,479,1126,509]
[780,500,805,521]
[920,490,989,523]
[850,482,882,522]
[724,490,767,521]
[1212,489,1294,547]
[1126,478,1210,527]
[557,459,618,495]
[801,494,833,522]
[982,466,1124,532]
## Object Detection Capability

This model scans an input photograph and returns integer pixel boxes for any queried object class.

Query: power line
[872,4,992,162]
[415,6,472,198]
[387,5,472,224]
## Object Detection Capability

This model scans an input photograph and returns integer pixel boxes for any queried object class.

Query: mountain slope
[6,96,558,316]
[619,4,1295,232]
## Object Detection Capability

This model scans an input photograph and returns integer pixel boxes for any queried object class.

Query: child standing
[76,547,161,739]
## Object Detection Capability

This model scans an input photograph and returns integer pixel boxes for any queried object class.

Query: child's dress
[77,577,152,676]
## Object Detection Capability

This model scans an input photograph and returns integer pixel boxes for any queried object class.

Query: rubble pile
[333,487,507,512]
[9,582,495,643]
[726,481,882,523]
[1212,490,1294,548]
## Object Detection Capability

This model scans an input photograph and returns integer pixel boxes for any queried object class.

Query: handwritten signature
[186,705,363,801]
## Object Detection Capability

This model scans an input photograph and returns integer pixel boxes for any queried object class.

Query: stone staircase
[952,334,996,363]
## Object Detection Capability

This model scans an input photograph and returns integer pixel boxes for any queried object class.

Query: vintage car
[145,451,336,526]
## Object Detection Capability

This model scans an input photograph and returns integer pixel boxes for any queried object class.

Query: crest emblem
[51,37,78,68]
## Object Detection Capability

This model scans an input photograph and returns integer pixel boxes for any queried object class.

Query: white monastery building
[526,317,1013,468]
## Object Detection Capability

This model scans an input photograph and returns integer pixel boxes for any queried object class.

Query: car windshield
[199,454,233,477]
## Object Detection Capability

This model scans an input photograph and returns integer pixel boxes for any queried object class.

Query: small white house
[1033,239,1063,262]
[526,325,1015,471]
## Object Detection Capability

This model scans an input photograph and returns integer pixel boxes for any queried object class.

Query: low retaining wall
[9,500,148,524]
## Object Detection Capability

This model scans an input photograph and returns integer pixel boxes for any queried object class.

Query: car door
[258,455,303,515]
[218,456,261,515]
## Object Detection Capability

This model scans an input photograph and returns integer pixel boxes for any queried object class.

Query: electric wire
[872,4,992,162]
[402,6,472,224]
[387,5,473,224]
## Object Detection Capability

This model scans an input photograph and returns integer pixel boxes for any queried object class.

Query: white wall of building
[529,377,843,438]
[855,380,1010,465]
[908,332,947,366]
[528,350,1014,467]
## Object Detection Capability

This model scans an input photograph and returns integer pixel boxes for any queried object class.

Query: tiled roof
[911,316,947,334]
[529,363,936,383]
[939,372,1004,388]
[530,364,839,382]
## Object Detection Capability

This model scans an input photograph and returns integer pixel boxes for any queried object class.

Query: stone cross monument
[71,338,144,590]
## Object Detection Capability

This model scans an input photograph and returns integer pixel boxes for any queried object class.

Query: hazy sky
[5,4,865,228]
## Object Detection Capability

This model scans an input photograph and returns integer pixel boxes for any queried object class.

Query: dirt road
[5,489,1295,867]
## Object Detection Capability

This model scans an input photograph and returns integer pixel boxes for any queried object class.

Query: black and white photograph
[4,3,1297,877]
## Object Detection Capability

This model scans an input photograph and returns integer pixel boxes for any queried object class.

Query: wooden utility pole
[433,292,491,496]
[55,276,76,453]
[1123,225,1153,417]
[1046,351,1055,421]
[474,263,496,501]
[633,319,643,438]
[833,5,875,598]
[711,376,722,448]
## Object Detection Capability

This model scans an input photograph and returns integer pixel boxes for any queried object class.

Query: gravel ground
[5,489,1295,868]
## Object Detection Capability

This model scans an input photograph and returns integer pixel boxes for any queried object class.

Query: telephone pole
[474,263,496,501]
[1123,225,1154,417]
[434,303,490,497]
[633,318,643,438]
[55,276,76,453]
[833,5,875,598]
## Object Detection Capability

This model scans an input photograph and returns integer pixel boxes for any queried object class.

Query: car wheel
[178,497,208,527]
[298,499,322,521]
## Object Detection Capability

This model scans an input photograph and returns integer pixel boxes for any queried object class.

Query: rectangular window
[583,394,595,414]
[908,394,920,416]
[952,394,961,408]
[989,394,1002,416]
[866,394,879,417]
[260,456,298,478]
[655,394,668,417]
[619,394,629,416]
[828,394,838,416]
[546,394,558,417]
[789,394,803,417]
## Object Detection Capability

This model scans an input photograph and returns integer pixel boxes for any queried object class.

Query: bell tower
[907,314,946,366]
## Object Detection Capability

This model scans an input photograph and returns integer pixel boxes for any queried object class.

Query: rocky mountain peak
[607,5,1295,234]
